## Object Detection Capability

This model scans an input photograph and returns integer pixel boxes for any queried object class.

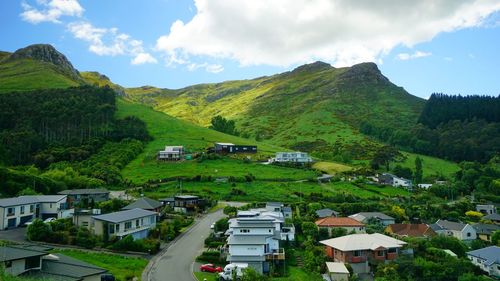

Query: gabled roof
[435,219,468,231]
[386,224,436,237]
[484,213,500,221]
[123,197,162,210]
[58,189,109,195]
[473,223,500,235]
[93,208,157,223]
[429,223,444,232]
[0,246,47,262]
[41,254,107,278]
[0,195,67,207]
[315,217,364,227]
[320,233,406,252]
[467,246,500,266]
[316,208,339,218]
[349,212,395,222]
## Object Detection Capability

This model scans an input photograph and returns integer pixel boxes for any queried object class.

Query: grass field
[54,250,148,281]
[393,152,460,178]
[132,180,409,202]
[116,98,319,184]
[194,267,323,281]
[312,161,353,174]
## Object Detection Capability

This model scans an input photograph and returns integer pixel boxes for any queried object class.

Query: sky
[1,0,500,99]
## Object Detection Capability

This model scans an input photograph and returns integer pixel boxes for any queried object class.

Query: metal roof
[435,219,467,231]
[326,262,349,274]
[93,208,157,223]
[0,195,66,207]
[0,246,47,262]
[38,254,107,279]
[316,208,338,218]
[350,212,395,222]
[58,189,109,195]
[320,233,406,252]
[122,197,162,210]
[473,223,500,235]
[484,213,500,221]
[467,246,500,266]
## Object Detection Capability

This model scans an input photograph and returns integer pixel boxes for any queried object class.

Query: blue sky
[1,0,499,98]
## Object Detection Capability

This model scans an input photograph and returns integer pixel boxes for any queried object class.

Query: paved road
[148,209,226,281]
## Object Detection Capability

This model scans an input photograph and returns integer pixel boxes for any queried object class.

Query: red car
[199,264,222,273]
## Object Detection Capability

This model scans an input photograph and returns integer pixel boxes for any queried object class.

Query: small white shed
[326,262,349,281]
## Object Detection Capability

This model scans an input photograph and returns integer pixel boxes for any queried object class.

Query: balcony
[265,248,285,261]
[348,256,367,263]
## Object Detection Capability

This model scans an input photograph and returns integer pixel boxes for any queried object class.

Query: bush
[27,219,52,241]
[195,251,224,264]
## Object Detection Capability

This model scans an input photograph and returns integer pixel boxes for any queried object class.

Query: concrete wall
[0,207,4,229]
[5,259,27,276]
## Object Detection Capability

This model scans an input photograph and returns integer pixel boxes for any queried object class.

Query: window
[109,224,115,234]
[125,222,132,230]
[30,205,34,213]
[388,248,397,253]
[116,224,120,232]
[7,207,14,216]
[467,232,471,237]
[5,261,12,268]
[136,219,140,228]
[20,206,25,214]
[82,222,89,227]
[353,250,361,257]
[377,250,385,257]
[239,229,250,233]
[49,203,53,208]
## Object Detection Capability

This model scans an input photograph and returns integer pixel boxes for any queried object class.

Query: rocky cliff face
[8,44,81,80]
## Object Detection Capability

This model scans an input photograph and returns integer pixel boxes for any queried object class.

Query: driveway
[0,227,27,243]
[147,202,245,281]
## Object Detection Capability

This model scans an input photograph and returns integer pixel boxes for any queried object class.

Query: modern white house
[92,208,157,240]
[378,173,412,189]
[273,152,312,163]
[430,219,477,241]
[349,212,395,226]
[417,183,433,189]
[225,218,284,274]
[158,145,184,161]
[467,246,500,278]
[0,195,68,230]
[476,204,497,215]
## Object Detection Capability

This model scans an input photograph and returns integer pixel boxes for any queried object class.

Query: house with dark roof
[0,195,68,230]
[385,224,436,239]
[92,208,157,240]
[473,223,500,242]
[316,217,365,235]
[122,197,162,212]
[467,246,500,278]
[349,212,395,226]
[484,213,500,224]
[173,195,200,213]
[58,189,109,208]
[430,219,477,240]
[316,208,339,218]
[0,246,107,281]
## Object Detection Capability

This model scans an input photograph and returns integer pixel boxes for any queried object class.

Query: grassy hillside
[125,62,425,159]
[115,98,319,183]
[81,71,125,94]
[393,152,460,178]
[0,58,81,93]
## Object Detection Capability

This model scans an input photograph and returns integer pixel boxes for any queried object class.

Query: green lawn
[194,267,323,281]
[313,161,353,174]
[394,152,460,179]
[54,249,148,281]
[133,180,408,202]
[116,98,317,184]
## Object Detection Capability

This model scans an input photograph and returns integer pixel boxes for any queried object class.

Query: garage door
[20,215,33,225]
[7,218,17,228]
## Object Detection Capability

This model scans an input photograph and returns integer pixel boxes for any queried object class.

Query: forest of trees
[0,86,149,166]
[361,94,500,163]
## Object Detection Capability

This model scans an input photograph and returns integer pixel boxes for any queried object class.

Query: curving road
[147,202,244,281]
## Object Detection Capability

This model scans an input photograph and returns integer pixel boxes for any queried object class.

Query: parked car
[44,217,56,223]
[22,218,35,227]
[200,263,222,273]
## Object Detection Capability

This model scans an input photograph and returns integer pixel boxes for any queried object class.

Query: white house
[92,208,157,240]
[226,218,284,274]
[417,183,433,189]
[0,195,68,230]
[158,146,184,161]
[430,219,477,240]
[467,246,500,278]
[476,204,497,215]
[349,212,395,226]
[378,173,412,189]
[273,152,312,163]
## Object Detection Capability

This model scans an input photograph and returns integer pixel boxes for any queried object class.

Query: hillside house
[385,224,436,239]
[320,233,406,274]
[173,195,200,213]
[158,146,184,161]
[73,209,101,229]
[92,208,157,240]
[417,183,433,189]
[430,219,477,240]
[0,195,68,230]
[316,208,339,218]
[473,223,500,242]
[0,246,107,281]
[58,189,109,208]
[315,217,366,235]
[476,204,497,215]
[274,152,312,163]
[467,246,500,278]
[349,212,395,226]
[483,213,500,224]
[214,142,257,154]
[235,205,295,241]
[378,173,412,189]
[122,197,163,212]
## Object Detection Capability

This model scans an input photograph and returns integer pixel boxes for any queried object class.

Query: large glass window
[354,250,361,257]
[125,221,132,230]
[20,206,25,214]
[7,207,15,216]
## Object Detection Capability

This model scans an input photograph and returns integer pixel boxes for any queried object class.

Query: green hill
[0,44,83,93]
[125,61,425,159]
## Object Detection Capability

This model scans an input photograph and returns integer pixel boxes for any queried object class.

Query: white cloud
[67,22,157,65]
[21,0,84,24]
[187,62,224,73]
[131,53,158,65]
[397,51,432,61]
[156,0,500,67]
